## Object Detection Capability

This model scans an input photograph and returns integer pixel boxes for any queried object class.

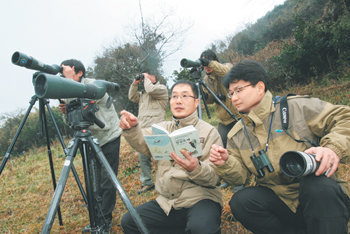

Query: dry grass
[0,137,251,233]
[2,135,347,233]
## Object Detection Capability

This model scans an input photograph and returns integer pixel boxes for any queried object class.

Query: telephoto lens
[279,151,319,177]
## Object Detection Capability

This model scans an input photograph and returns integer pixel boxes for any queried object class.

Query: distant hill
[208,0,350,89]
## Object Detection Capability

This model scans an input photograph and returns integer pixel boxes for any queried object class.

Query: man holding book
[120,80,223,234]
[128,70,168,194]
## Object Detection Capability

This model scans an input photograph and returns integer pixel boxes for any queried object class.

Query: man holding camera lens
[120,80,223,234]
[58,59,122,233]
[209,60,350,234]
[128,71,168,194]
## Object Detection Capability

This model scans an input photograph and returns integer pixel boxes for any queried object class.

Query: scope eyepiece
[11,51,62,75]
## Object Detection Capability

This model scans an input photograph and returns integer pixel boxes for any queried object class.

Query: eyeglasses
[170,94,196,100]
[227,84,252,98]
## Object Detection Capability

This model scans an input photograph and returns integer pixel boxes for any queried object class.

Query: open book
[144,124,203,160]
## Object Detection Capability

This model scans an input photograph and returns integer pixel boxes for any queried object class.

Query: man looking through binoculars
[128,70,168,194]
[58,59,122,233]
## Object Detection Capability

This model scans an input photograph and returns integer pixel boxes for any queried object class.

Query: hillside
[0,137,253,233]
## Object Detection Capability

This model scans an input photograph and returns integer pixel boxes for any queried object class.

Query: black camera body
[66,98,105,130]
[135,74,144,81]
[251,150,275,177]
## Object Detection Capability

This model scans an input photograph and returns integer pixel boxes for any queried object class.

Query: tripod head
[66,98,105,130]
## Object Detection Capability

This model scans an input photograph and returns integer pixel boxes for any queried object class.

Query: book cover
[152,124,169,135]
[144,124,202,160]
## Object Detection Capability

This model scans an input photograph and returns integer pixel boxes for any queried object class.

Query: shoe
[82,220,111,233]
[82,224,91,233]
[137,184,155,194]
[102,219,112,234]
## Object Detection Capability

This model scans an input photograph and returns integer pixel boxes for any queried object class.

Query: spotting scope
[11,51,62,75]
[180,58,202,68]
[34,73,120,99]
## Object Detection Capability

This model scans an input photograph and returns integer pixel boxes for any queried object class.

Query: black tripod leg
[200,80,238,122]
[0,96,37,176]
[87,136,149,234]
[45,101,88,204]
[39,99,63,226]
[80,142,101,231]
[198,83,211,119]
[195,81,203,119]
[41,137,80,234]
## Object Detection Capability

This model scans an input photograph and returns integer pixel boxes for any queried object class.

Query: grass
[0,138,251,233]
[1,80,349,233]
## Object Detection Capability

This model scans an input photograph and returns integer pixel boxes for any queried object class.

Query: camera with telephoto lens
[279,151,320,177]
[135,74,144,81]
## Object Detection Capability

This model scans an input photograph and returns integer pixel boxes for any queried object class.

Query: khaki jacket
[128,78,168,128]
[123,111,223,215]
[64,77,122,146]
[203,61,240,125]
[213,91,350,212]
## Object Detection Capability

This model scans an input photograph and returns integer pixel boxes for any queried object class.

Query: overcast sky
[0,0,285,115]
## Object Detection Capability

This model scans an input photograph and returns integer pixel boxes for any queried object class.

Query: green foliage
[171,68,200,84]
[92,43,143,115]
[270,2,350,88]
[122,162,139,177]
[0,107,72,156]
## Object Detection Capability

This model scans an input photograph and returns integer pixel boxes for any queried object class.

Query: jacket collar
[247,90,275,126]
[172,110,199,129]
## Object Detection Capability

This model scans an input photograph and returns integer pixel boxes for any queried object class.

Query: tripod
[41,124,149,233]
[0,95,88,226]
[190,67,239,122]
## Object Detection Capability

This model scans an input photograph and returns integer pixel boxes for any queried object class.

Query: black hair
[200,49,219,62]
[60,59,86,78]
[223,60,269,91]
[170,80,198,98]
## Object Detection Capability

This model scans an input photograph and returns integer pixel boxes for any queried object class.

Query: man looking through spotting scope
[209,60,350,234]
[128,69,168,194]
[58,59,122,233]
[199,49,241,190]
[120,80,223,234]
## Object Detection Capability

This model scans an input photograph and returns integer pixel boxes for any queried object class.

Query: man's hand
[170,149,199,172]
[304,146,340,177]
[58,100,66,114]
[132,78,142,85]
[119,110,138,129]
[200,56,210,67]
[209,144,228,166]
